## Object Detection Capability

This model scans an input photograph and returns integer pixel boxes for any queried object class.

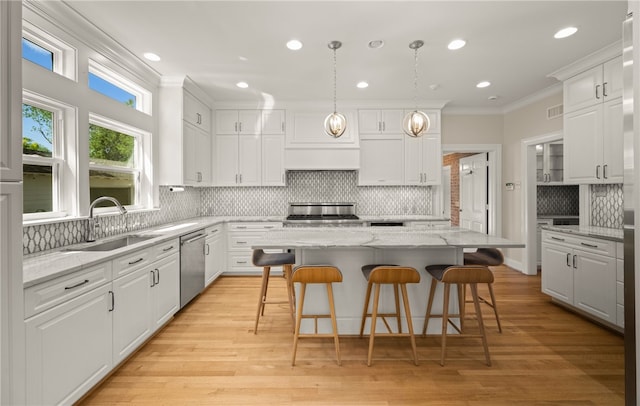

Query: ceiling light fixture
[476,81,491,88]
[357,81,369,89]
[286,39,303,50]
[143,52,161,62]
[447,39,466,50]
[236,81,249,88]
[324,40,346,138]
[554,26,578,39]
[368,40,385,49]
[402,40,430,138]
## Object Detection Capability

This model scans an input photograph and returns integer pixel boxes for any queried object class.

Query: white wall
[441,114,503,145]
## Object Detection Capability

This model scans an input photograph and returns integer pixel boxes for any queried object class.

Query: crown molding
[501,83,562,114]
[441,106,503,115]
[548,40,622,81]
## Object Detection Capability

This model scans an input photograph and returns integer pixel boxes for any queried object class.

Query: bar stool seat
[359,264,420,366]
[291,265,343,366]
[423,264,493,366]
[252,249,296,334]
[463,248,503,333]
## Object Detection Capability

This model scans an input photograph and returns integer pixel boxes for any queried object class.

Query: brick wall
[442,153,476,226]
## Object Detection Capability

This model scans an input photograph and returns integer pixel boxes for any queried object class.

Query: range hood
[284,148,359,170]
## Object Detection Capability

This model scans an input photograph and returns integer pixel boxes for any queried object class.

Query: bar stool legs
[252,250,296,334]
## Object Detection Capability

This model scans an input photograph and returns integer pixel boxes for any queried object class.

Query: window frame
[22,20,77,80]
[88,60,152,115]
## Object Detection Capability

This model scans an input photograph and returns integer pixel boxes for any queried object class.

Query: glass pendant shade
[403,110,430,137]
[324,112,347,138]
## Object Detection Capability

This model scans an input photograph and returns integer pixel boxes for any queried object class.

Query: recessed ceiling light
[476,81,491,88]
[356,81,369,89]
[143,52,161,62]
[447,39,466,50]
[286,39,303,50]
[368,40,385,49]
[236,82,249,89]
[554,26,578,39]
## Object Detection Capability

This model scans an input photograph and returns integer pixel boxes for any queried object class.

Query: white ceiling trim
[501,83,563,115]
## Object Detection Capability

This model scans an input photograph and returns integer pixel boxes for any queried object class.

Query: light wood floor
[79,266,624,405]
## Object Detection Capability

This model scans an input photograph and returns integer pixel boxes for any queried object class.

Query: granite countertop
[252,227,524,250]
[23,214,452,288]
[541,224,623,242]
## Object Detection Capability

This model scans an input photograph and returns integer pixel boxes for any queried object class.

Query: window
[88,60,152,114]
[22,21,77,80]
[88,117,146,209]
[22,97,66,217]
[22,38,53,71]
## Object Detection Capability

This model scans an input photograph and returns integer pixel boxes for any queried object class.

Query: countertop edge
[540,225,623,242]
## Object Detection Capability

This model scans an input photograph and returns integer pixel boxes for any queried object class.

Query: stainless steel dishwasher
[180,229,206,309]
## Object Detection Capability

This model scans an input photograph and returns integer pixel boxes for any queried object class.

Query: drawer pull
[162,246,174,252]
[264,226,274,229]
[237,241,247,244]
[580,242,598,248]
[237,261,248,264]
[128,257,144,265]
[551,236,565,241]
[109,291,114,312]
[64,279,89,290]
[209,229,219,234]
[236,226,247,229]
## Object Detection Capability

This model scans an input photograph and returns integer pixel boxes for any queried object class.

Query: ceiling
[64,1,628,112]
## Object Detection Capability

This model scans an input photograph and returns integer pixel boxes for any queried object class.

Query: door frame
[441,144,502,237]
[521,131,562,276]
[459,153,489,233]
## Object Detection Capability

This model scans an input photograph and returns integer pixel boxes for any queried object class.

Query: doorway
[459,153,489,233]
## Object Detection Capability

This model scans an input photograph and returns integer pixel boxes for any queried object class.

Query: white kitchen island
[252,227,524,335]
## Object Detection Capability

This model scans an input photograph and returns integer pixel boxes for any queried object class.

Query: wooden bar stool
[291,265,343,366]
[359,265,420,366]
[423,264,493,366]
[252,249,296,334]
[463,248,503,333]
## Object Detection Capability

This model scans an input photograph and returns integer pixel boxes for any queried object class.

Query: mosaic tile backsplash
[537,185,579,216]
[24,171,432,254]
[591,183,623,229]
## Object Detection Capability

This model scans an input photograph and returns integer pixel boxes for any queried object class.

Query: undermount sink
[66,235,155,252]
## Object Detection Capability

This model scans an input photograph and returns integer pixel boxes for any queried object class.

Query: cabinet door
[183,123,199,184]
[215,110,240,134]
[262,110,285,135]
[545,142,564,183]
[422,134,442,185]
[195,127,212,184]
[262,134,285,186]
[381,110,404,134]
[541,243,573,304]
[359,139,403,185]
[358,110,382,134]
[238,135,262,186]
[205,233,224,286]
[152,253,180,330]
[215,135,239,186]
[404,136,423,185]
[25,285,112,406]
[112,267,152,365]
[183,90,210,130]
[574,250,617,324]
[563,65,602,112]
[603,56,623,101]
[602,98,623,183]
[238,110,262,135]
[563,105,602,183]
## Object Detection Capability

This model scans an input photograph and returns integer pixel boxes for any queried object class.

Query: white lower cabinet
[226,222,282,275]
[205,225,225,286]
[150,253,180,331]
[25,284,113,406]
[541,230,618,326]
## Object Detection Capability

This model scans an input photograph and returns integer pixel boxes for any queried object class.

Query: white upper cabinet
[563,56,622,113]
[216,110,262,135]
[262,134,286,186]
[215,133,262,186]
[358,109,404,136]
[261,110,286,135]
[183,91,211,131]
[404,134,442,186]
[358,139,404,185]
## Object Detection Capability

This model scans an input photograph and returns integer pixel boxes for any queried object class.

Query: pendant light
[402,40,430,137]
[324,40,346,138]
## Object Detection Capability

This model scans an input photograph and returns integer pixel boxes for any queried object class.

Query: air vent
[547,104,563,120]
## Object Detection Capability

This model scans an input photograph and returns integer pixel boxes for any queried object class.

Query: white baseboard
[504,257,526,274]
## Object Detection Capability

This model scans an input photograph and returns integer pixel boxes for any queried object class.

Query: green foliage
[89,124,134,164]
[22,104,53,144]
[22,137,52,157]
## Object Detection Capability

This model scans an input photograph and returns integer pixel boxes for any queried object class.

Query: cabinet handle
[264,226,274,229]
[209,229,219,234]
[155,269,160,285]
[239,122,243,132]
[196,113,202,124]
[237,241,247,244]
[235,174,238,183]
[551,236,565,241]
[580,242,598,248]
[236,226,247,229]
[237,261,248,264]
[239,174,243,183]
[595,84,601,99]
[378,122,382,132]
[234,122,238,132]
[603,164,608,179]
[64,279,89,290]
[150,270,156,287]
[205,243,210,255]
[128,257,144,265]
[382,121,386,132]
[566,253,571,267]
[596,165,601,179]
[108,291,114,312]
[163,246,174,252]
[573,254,577,269]
[603,82,608,97]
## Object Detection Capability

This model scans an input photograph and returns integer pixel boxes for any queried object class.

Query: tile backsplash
[537,185,579,215]
[24,171,432,254]
[591,184,623,229]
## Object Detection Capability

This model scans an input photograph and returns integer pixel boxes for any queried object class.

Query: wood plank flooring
[78,266,624,405]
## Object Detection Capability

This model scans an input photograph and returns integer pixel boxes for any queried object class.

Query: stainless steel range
[285,202,362,226]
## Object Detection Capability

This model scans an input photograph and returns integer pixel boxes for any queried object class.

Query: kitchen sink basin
[66,235,155,252]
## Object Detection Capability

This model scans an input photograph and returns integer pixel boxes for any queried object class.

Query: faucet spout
[87,196,127,242]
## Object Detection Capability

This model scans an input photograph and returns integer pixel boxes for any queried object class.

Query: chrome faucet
[87,196,127,242]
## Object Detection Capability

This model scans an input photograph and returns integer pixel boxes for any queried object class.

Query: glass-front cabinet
[536,141,563,184]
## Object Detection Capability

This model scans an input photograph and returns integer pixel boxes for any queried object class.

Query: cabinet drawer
[154,238,179,260]
[228,222,282,231]
[542,231,616,257]
[227,253,255,269]
[206,224,223,237]
[113,247,154,278]
[24,262,112,318]
[228,233,265,250]
[616,281,624,305]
